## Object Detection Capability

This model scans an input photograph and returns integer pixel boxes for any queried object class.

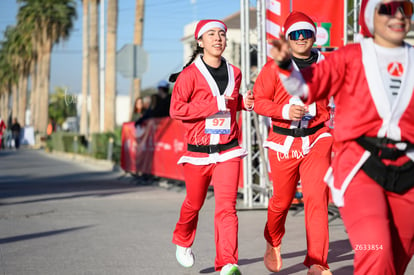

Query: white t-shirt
[374,44,406,107]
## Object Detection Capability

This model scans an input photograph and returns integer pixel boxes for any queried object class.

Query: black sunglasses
[377,1,413,17]
[288,29,314,41]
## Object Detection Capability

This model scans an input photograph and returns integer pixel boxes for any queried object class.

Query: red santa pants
[172,157,241,271]
[340,170,414,275]
[264,137,332,268]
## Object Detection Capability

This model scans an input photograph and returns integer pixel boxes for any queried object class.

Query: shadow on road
[198,239,354,274]
[0,149,168,205]
[0,225,94,245]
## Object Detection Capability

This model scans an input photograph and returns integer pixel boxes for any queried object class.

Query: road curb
[44,150,122,172]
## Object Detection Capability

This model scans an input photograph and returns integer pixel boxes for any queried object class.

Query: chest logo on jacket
[387,62,404,77]
[387,62,404,96]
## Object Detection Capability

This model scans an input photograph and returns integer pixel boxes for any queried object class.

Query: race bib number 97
[205,111,231,134]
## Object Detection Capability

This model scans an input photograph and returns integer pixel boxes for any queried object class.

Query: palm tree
[0,92,9,123]
[28,50,38,129]
[17,0,77,135]
[0,39,9,121]
[5,25,34,127]
[1,28,20,125]
[89,0,100,134]
[0,44,14,122]
[80,0,89,136]
[104,0,118,132]
[14,7,38,129]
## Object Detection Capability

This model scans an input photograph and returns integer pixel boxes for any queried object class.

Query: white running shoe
[175,245,194,268]
[220,263,241,275]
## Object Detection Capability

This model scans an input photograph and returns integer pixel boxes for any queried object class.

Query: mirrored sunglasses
[288,29,314,41]
[377,1,413,17]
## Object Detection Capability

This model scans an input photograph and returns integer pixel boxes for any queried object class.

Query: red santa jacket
[280,38,414,206]
[253,50,331,155]
[0,119,6,136]
[170,55,249,165]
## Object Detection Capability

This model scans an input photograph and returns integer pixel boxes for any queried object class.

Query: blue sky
[0,0,250,95]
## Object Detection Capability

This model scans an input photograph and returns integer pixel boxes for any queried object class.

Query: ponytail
[169,44,204,83]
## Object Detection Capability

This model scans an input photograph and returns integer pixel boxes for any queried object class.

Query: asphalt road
[0,149,412,274]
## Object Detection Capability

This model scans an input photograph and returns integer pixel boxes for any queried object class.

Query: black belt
[272,123,324,137]
[356,136,414,160]
[356,136,414,193]
[187,139,239,154]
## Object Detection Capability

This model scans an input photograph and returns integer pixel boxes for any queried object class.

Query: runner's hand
[269,34,291,66]
[224,96,234,112]
[244,90,254,109]
[289,104,306,121]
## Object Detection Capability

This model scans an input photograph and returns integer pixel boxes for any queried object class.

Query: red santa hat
[359,0,382,37]
[194,19,227,40]
[283,11,316,39]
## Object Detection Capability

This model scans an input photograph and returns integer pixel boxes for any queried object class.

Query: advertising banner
[121,118,245,188]
[266,0,345,50]
[121,119,186,181]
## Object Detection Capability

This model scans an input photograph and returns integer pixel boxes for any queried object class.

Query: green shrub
[91,131,120,161]
[46,129,122,164]
[48,132,87,154]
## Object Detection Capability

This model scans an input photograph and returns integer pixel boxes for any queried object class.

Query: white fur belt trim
[326,151,371,207]
[264,131,331,155]
[177,148,247,165]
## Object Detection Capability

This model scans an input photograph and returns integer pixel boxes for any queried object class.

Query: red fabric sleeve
[253,61,291,119]
[170,66,219,121]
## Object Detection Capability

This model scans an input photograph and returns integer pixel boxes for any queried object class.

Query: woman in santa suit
[169,19,254,275]
[254,11,333,275]
[269,0,414,274]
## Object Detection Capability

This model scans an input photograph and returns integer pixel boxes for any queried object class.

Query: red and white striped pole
[265,0,290,59]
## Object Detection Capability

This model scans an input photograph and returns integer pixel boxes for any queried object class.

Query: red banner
[121,119,186,181]
[121,118,245,188]
[266,0,345,50]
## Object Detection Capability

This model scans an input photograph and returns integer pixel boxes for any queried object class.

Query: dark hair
[169,44,204,83]
[133,96,143,113]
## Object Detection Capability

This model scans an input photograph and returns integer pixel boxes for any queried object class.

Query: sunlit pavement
[0,149,413,274]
